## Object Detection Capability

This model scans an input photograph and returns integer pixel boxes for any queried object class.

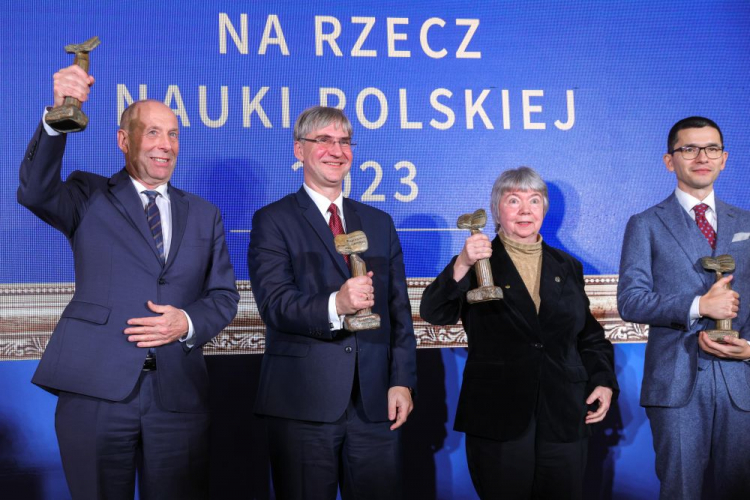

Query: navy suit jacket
[248,187,417,423]
[421,237,617,442]
[618,193,750,410]
[19,122,240,413]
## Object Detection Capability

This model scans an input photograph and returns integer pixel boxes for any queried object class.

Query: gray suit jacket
[618,193,750,409]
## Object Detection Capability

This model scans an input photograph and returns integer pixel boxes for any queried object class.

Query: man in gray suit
[618,116,750,499]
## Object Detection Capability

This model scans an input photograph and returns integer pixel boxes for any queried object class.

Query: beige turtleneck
[499,231,543,313]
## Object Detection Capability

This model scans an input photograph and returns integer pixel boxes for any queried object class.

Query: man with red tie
[247,106,417,499]
[618,116,750,499]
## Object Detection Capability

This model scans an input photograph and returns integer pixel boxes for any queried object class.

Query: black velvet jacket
[421,236,618,442]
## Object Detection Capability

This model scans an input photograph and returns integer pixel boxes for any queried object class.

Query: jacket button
[27,141,38,161]
[158,278,166,285]
[532,342,543,349]
[345,346,353,353]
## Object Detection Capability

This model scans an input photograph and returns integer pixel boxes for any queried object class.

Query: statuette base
[45,106,88,133]
[705,329,739,344]
[344,313,381,331]
[467,286,504,304]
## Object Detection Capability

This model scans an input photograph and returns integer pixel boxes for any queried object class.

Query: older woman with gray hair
[421,166,618,499]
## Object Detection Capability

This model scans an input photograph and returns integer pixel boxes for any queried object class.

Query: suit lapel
[343,198,363,234]
[655,194,713,286]
[108,169,163,264]
[295,187,350,278]
[164,185,188,271]
[537,243,566,323]
[714,199,737,256]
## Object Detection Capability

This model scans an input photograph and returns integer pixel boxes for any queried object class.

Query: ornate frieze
[0,276,647,361]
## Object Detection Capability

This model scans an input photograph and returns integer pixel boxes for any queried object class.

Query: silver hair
[489,166,549,233]
[293,106,352,141]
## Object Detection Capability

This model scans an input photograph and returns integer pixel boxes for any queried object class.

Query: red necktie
[693,203,716,250]
[328,203,349,265]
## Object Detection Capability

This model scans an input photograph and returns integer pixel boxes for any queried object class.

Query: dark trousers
[55,370,210,500]
[646,361,750,500]
[465,417,588,500]
[265,382,402,500]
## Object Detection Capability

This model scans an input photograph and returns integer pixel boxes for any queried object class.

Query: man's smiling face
[118,101,179,189]
[295,122,352,196]
[664,126,726,199]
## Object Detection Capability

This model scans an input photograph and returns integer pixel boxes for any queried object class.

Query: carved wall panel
[0,276,647,361]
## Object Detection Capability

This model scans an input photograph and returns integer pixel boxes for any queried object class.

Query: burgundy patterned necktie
[693,203,716,250]
[328,203,348,265]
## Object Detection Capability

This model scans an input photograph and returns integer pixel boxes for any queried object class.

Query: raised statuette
[701,254,740,343]
[335,231,381,331]
[45,36,100,133]
[458,209,503,303]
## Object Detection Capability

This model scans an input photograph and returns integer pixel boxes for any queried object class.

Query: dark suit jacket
[421,236,617,442]
[18,122,240,413]
[618,194,750,410]
[247,187,417,423]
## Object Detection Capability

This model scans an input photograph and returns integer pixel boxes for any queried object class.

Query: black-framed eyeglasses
[670,145,724,160]
[299,136,356,150]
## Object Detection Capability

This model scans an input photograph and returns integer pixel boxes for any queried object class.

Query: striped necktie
[144,191,166,265]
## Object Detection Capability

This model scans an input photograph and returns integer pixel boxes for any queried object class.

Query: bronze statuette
[701,254,740,343]
[45,36,100,133]
[335,231,381,331]
[458,209,503,303]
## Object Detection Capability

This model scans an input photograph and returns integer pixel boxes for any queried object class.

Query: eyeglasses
[299,136,356,150]
[671,145,724,160]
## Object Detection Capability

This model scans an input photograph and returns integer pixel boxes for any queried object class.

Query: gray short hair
[489,166,549,232]
[293,106,352,141]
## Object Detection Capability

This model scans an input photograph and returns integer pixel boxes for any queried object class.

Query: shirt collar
[303,183,343,218]
[674,187,714,215]
[130,177,170,200]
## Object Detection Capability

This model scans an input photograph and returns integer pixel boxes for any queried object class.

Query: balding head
[119,100,173,133]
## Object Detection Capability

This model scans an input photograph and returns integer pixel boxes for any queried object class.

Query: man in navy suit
[248,106,417,499]
[18,64,239,499]
[618,116,750,499]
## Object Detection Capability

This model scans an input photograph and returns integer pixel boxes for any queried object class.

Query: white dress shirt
[131,179,172,262]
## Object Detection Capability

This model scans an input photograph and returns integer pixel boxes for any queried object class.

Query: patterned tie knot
[328,204,342,231]
[328,203,348,265]
[694,203,709,218]
[693,203,716,250]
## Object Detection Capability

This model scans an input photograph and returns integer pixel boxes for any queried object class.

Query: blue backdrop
[2,1,749,498]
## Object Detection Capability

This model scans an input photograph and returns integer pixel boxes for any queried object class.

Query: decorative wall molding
[0,276,646,361]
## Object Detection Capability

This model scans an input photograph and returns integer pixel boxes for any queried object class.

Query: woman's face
[497,189,545,243]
